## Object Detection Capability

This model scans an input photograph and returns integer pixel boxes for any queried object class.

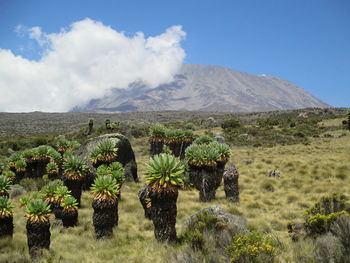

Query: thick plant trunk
[92,198,117,239]
[149,188,178,243]
[0,216,13,238]
[150,140,164,156]
[61,209,78,227]
[52,202,63,225]
[26,220,50,257]
[189,165,219,202]
[64,179,83,207]
[25,162,36,178]
[14,171,25,184]
[36,160,50,178]
[138,185,152,220]
[0,192,9,198]
[223,166,240,203]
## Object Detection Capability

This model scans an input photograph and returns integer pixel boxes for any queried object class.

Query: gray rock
[75,133,138,183]
[268,169,281,178]
[182,205,246,234]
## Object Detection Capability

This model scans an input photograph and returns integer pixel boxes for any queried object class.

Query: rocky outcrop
[75,133,139,185]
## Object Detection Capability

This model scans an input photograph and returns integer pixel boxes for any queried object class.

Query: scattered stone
[268,169,281,178]
[243,160,253,165]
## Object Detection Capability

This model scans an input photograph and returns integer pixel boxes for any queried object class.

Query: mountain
[74,64,330,112]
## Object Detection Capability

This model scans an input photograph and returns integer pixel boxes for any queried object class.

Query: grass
[0,111,349,262]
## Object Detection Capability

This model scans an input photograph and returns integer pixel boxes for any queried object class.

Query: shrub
[226,231,277,263]
[305,211,349,236]
[9,184,26,198]
[221,119,241,129]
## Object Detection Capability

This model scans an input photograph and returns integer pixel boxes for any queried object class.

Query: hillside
[0,110,349,262]
[75,64,330,112]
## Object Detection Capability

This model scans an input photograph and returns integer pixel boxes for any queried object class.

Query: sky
[0,0,349,111]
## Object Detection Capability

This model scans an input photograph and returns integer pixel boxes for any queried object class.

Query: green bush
[221,119,241,129]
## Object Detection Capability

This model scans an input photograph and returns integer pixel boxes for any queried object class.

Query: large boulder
[182,205,246,233]
[181,205,247,250]
[75,133,138,184]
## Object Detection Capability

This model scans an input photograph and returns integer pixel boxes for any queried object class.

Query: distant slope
[74,64,330,112]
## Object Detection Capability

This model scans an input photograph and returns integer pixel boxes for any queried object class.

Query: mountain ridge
[73,64,330,112]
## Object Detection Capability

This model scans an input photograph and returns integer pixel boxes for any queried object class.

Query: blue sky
[0,0,349,109]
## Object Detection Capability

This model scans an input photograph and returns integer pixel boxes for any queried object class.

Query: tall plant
[0,196,14,238]
[63,155,87,206]
[25,199,51,257]
[144,153,184,242]
[91,175,119,239]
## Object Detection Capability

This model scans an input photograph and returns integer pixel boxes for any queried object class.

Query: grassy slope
[0,118,349,262]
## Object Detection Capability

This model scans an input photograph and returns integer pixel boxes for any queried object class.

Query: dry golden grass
[0,120,349,262]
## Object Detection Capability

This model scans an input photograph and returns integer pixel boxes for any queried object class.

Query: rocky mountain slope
[74,64,329,112]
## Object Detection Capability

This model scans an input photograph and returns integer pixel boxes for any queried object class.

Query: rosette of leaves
[52,186,71,220]
[48,149,62,164]
[0,175,12,196]
[63,156,87,181]
[22,149,36,163]
[33,146,53,162]
[209,142,231,163]
[107,162,125,185]
[56,139,80,155]
[185,144,219,167]
[91,175,120,239]
[63,155,87,206]
[15,159,27,172]
[143,153,183,242]
[2,171,16,183]
[91,175,119,201]
[145,153,185,192]
[183,130,194,142]
[164,129,185,143]
[193,135,215,145]
[61,195,79,227]
[40,180,63,208]
[25,199,51,257]
[90,139,118,166]
[149,123,166,142]
[46,162,58,177]
[0,196,14,238]
[8,153,22,168]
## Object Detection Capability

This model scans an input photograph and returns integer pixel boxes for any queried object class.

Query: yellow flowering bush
[226,231,276,263]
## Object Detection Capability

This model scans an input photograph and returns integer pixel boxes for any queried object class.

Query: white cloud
[0,19,186,112]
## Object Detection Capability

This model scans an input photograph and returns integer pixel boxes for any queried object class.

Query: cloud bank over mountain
[0,19,186,112]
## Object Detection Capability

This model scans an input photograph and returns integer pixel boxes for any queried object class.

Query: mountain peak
[74,64,329,113]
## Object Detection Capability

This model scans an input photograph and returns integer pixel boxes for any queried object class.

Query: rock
[182,205,246,234]
[268,169,281,178]
[243,160,253,165]
[214,133,225,143]
[75,133,138,184]
[223,166,240,203]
